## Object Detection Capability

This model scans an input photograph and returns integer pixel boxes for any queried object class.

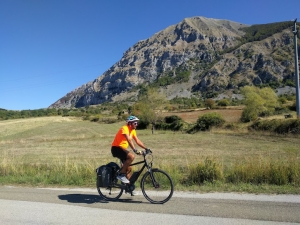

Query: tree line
[1,86,297,131]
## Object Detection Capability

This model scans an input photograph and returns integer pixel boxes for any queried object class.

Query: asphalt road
[0,186,299,225]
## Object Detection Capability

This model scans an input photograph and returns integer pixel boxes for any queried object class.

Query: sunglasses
[133,122,138,125]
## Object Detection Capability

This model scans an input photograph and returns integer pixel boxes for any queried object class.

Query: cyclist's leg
[122,152,134,179]
[111,147,134,178]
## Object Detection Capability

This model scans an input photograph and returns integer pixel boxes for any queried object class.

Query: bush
[278,96,287,104]
[164,115,180,124]
[155,115,184,131]
[250,119,300,134]
[191,112,225,132]
[274,119,300,134]
[136,119,150,129]
[250,119,281,132]
[258,109,273,117]
[241,107,258,122]
[89,115,102,122]
[273,106,290,115]
[217,99,230,106]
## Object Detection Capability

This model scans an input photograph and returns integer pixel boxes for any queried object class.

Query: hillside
[49,17,296,109]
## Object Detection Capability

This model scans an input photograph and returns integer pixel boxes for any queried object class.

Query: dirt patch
[163,108,243,123]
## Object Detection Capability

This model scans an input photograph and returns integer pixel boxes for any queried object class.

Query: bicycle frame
[111,151,155,192]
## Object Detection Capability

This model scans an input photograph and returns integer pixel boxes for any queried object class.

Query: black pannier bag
[96,162,120,187]
[106,162,120,178]
[96,165,112,187]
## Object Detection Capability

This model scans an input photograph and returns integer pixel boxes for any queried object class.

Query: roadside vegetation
[0,86,299,194]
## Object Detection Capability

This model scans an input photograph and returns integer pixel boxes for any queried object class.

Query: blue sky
[1,0,299,110]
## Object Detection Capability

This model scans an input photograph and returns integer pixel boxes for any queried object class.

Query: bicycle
[96,149,174,204]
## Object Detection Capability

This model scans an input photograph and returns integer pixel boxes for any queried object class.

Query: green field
[0,116,299,194]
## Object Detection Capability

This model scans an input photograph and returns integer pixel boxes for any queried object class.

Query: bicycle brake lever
[145,148,152,154]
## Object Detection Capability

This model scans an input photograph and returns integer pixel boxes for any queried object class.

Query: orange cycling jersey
[111,125,136,150]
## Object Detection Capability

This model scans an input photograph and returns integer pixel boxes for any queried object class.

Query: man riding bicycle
[111,115,148,184]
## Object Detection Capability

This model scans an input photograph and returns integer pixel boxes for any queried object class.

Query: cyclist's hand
[145,148,151,153]
[134,149,142,155]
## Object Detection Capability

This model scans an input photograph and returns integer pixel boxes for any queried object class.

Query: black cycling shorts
[111,146,129,163]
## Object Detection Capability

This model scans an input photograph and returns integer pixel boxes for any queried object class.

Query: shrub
[278,96,287,104]
[136,119,150,129]
[274,119,300,134]
[217,99,230,106]
[258,109,273,117]
[250,119,281,132]
[164,115,179,123]
[89,115,102,122]
[155,115,184,131]
[250,119,300,134]
[192,112,225,131]
[273,106,290,115]
[241,107,258,122]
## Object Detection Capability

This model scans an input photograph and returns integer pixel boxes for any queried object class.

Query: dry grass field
[0,113,299,192]
[0,115,299,167]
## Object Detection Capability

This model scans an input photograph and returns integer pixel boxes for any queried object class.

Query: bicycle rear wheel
[141,169,174,204]
[96,177,123,201]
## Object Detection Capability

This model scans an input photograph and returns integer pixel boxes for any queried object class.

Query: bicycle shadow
[58,194,108,204]
[58,194,143,204]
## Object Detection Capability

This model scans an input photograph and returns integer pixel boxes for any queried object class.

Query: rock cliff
[49,16,296,108]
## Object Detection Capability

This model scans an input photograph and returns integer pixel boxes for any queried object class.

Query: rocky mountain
[49,16,297,108]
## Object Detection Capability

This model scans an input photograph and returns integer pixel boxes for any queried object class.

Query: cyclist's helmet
[126,115,139,124]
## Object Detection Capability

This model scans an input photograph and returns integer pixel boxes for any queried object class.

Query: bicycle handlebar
[143,148,152,156]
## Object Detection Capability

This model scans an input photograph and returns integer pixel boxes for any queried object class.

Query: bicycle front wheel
[96,177,123,201]
[141,169,174,204]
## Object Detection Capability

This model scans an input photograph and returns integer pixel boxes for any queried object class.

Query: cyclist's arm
[133,136,146,150]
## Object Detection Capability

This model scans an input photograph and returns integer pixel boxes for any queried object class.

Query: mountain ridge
[49,16,296,108]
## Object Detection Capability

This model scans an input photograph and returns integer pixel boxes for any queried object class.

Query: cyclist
[111,115,148,184]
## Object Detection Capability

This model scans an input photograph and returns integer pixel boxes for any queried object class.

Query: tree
[133,87,167,133]
[205,98,215,109]
[241,86,278,122]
